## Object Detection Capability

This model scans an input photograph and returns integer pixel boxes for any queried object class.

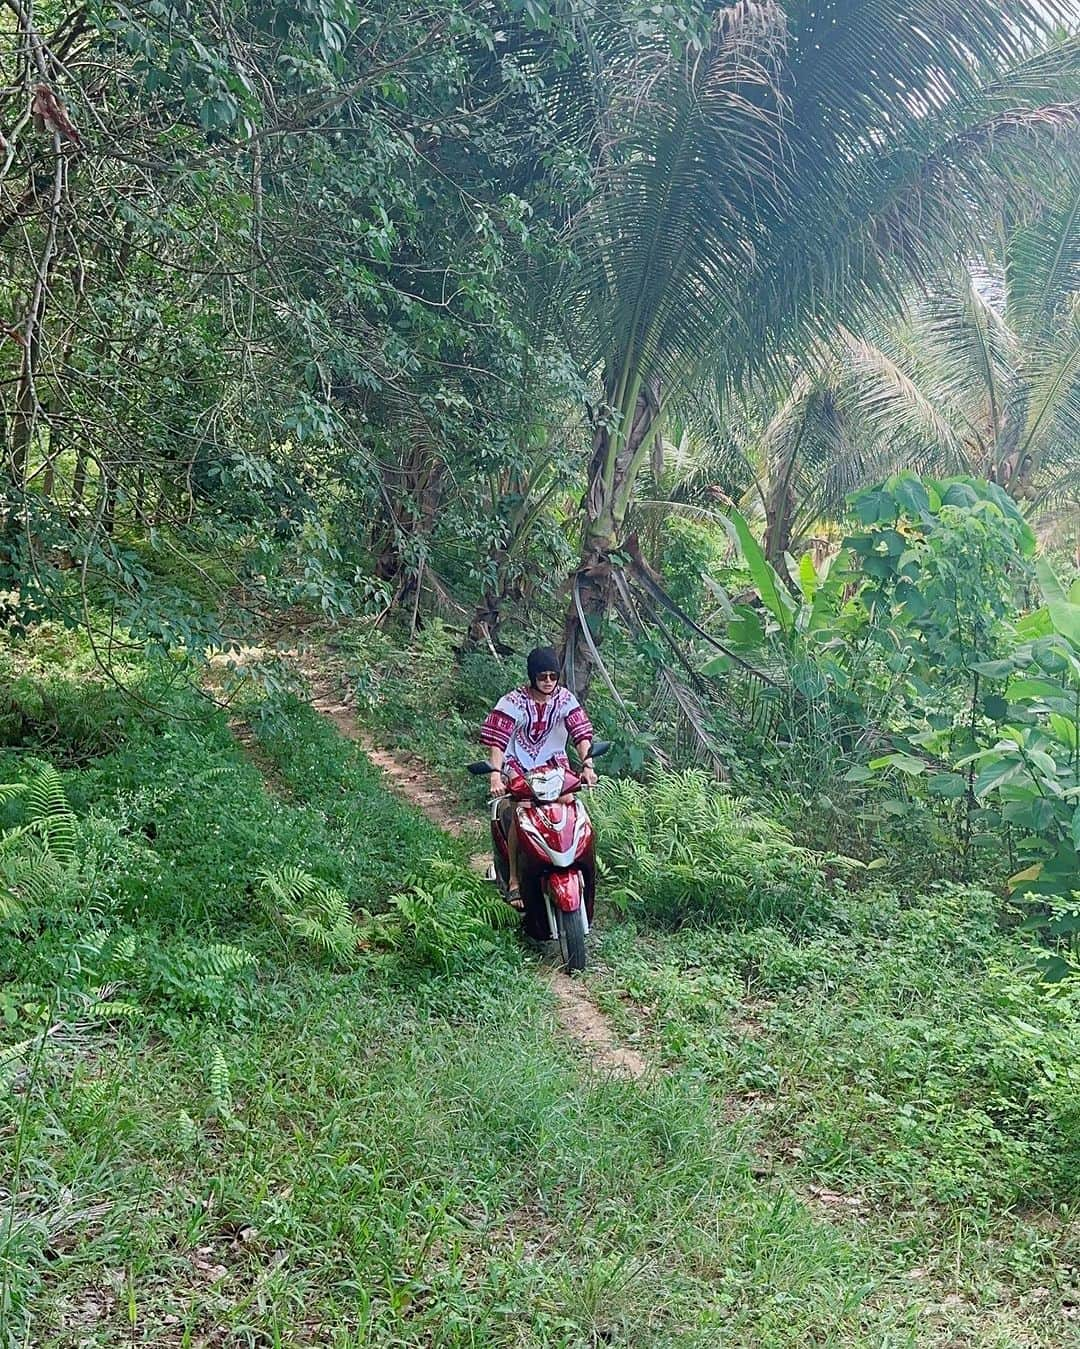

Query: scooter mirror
[591,740,612,759]
[466,761,496,776]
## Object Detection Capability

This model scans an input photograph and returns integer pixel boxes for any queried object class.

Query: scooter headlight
[526,767,563,802]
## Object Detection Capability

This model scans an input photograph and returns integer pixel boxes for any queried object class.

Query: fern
[206,1045,232,1115]
[378,857,514,973]
[258,867,358,963]
[83,995,141,1021]
[111,933,138,967]
[73,1078,114,1114]
[0,1036,38,1090]
[202,943,257,977]
[26,764,77,864]
[0,764,79,928]
[175,1110,199,1151]
[591,769,834,930]
[0,833,63,928]
[424,857,518,932]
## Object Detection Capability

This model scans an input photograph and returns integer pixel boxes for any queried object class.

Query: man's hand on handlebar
[489,772,505,797]
[581,765,599,787]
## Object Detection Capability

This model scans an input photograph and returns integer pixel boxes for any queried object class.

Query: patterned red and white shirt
[481,685,594,774]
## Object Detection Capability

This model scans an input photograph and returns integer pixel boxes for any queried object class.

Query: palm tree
[556,0,1079,694]
[714,170,1080,566]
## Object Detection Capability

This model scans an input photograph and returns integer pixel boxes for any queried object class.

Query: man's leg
[507,815,524,908]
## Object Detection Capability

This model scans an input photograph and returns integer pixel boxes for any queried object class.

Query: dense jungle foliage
[1,0,1079,1344]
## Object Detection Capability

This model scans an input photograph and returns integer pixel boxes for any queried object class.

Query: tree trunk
[98,470,116,536]
[563,376,661,698]
[69,445,87,521]
[763,482,795,572]
[464,550,522,654]
[10,337,39,488]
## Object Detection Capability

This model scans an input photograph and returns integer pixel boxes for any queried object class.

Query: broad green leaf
[1048,713,1079,751]
[953,748,995,768]
[973,758,1024,796]
[868,752,926,776]
[1015,607,1053,640]
[894,580,928,618]
[1007,862,1043,890]
[727,609,766,649]
[1007,676,1068,701]
[970,658,1015,678]
[879,800,911,816]
[852,489,894,526]
[843,766,873,783]
[1072,806,1080,852]
[982,694,1009,721]
[888,473,931,520]
[1035,956,1078,984]
[1027,748,1061,778]
[941,482,979,509]
[797,551,818,602]
[1036,559,1080,648]
[1028,798,1061,832]
[702,576,737,619]
[719,509,795,634]
[1032,639,1069,674]
[1042,843,1080,887]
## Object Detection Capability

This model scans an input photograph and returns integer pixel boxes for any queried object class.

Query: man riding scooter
[480,646,598,912]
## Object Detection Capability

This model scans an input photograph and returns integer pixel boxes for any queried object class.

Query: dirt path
[539,969,647,1078]
[234,636,648,1080]
[302,667,478,840]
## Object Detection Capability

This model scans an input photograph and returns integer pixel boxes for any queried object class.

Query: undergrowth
[590,769,847,930]
[3,619,1079,1345]
[0,622,530,1345]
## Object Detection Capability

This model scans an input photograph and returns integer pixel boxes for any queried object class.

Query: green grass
[587,892,1080,1210]
[3,626,1079,1345]
[11,963,873,1346]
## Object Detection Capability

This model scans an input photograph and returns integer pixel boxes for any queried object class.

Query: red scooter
[468,744,609,972]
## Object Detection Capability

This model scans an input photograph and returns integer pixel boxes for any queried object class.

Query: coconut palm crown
[554,0,1079,692]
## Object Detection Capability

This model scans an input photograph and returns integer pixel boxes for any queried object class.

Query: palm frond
[1007,170,1080,339]
[564,2,789,388]
[727,46,1080,396]
[836,333,970,471]
[1017,306,1080,472]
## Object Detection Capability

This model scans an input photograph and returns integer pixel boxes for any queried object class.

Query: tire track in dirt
[288,644,648,1080]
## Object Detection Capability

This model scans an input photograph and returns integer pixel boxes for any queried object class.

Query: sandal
[505,884,525,912]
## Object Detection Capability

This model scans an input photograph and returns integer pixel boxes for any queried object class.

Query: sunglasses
[535,671,559,682]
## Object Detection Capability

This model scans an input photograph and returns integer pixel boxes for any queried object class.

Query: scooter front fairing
[489,765,596,936]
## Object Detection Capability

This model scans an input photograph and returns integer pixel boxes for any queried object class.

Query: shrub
[591,769,844,930]
[379,858,516,973]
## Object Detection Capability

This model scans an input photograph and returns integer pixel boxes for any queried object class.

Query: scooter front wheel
[555,903,587,974]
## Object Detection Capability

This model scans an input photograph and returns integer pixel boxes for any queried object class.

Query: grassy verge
[326,621,1080,1343]
[3,625,1078,1345]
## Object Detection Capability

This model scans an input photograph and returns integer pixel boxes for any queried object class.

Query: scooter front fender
[546,869,583,913]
